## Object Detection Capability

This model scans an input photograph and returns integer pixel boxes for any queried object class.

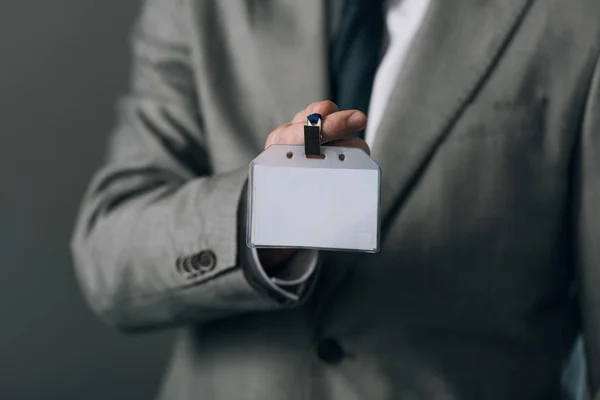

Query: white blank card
[247,144,381,252]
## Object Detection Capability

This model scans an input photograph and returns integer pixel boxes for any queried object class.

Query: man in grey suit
[71,0,600,398]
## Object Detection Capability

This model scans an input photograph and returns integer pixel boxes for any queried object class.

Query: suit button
[316,338,345,365]
[175,256,196,278]
[192,250,216,273]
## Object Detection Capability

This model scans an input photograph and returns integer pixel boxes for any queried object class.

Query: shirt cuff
[252,247,318,286]
[243,246,319,302]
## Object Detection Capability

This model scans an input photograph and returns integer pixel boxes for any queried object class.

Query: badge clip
[304,113,322,157]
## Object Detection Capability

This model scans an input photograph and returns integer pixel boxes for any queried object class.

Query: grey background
[0,1,173,399]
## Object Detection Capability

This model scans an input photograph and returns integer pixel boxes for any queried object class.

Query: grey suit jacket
[71,0,600,398]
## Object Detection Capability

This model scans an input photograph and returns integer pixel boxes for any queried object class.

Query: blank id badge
[246,113,381,252]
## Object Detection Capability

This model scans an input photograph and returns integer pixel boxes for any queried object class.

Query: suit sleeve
[575,54,600,398]
[70,0,319,332]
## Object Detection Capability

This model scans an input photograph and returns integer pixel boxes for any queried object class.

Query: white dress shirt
[251,0,431,299]
[365,0,431,147]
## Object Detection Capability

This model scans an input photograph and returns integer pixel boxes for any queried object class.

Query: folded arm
[70,0,318,332]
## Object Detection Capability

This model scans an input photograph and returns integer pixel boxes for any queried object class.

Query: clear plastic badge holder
[247,118,381,252]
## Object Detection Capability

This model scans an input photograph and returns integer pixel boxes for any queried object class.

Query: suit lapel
[251,0,329,125]
[372,0,533,234]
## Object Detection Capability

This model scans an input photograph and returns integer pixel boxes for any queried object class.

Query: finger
[292,100,339,123]
[328,137,371,155]
[267,109,368,148]
[265,121,305,148]
[320,110,367,142]
[264,122,292,148]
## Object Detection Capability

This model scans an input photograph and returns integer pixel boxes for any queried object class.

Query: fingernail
[347,111,366,129]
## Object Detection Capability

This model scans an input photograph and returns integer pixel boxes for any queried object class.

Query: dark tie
[330,0,385,129]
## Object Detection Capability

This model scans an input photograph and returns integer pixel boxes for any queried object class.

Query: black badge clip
[304,113,322,157]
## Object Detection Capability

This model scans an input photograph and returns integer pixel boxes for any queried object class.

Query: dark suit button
[316,338,345,365]
[192,250,216,273]
[176,256,197,278]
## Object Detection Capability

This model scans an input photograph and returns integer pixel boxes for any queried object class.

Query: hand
[258,100,369,274]
[264,100,370,153]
